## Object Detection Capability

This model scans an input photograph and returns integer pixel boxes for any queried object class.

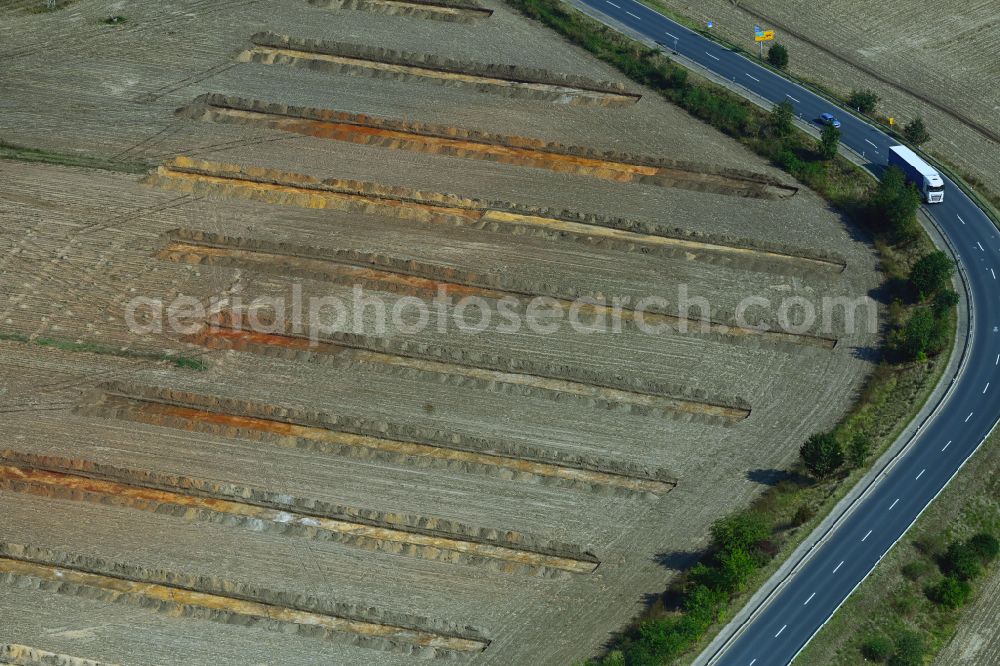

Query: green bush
[941,541,982,581]
[868,166,921,241]
[903,117,930,146]
[889,629,925,666]
[715,548,757,592]
[861,633,893,662]
[932,289,959,317]
[800,432,844,478]
[891,306,950,361]
[768,100,794,137]
[847,431,872,468]
[968,532,1000,562]
[819,123,841,160]
[848,89,880,113]
[909,250,954,299]
[601,650,625,666]
[926,576,971,608]
[710,513,771,554]
[900,559,932,581]
[767,43,789,69]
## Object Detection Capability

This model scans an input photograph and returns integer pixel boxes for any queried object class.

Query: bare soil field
[0,0,880,663]
[649,0,1000,199]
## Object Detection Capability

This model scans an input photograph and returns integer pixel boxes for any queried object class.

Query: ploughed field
[0,0,879,664]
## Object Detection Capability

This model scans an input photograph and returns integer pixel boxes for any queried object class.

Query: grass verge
[798,429,999,665]
[0,140,149,174]
[498,0,960,663]
[0,332,207,371]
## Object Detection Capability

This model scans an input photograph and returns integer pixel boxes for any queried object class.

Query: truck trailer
[888,145,944,203]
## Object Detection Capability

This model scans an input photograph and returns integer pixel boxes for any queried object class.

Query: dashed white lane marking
[804,592,816,605]
[626,10,641,19]
[606,1,620,7]
[966,411,974,422]
[958,215,966,225]
[996,354,999,366]
[862,529,873,542]
[889,498,900,510]
[749,659,757,666]
[991,268,996,280]
[833,560,844,573]
[745,73,760,82]
[664,31,678,40]
[978,242,985,251]
[942,440,952,452]
[786,93,800,103]
[775,624,787,638]
[705,51,720,61]
[916,468,925,480]
[985,382,990,394]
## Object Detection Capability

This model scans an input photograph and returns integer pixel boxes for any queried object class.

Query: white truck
[888,145,944,203]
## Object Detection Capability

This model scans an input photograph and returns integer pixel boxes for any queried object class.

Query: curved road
[568,0,1000,663]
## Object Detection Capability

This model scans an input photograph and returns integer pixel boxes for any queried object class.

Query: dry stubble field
[650,0,1000,200]
[0,0,880,664]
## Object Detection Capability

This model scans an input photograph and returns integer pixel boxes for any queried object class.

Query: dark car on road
[818,112,842,129]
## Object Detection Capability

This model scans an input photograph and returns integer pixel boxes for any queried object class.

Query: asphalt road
[571,0,1000,663]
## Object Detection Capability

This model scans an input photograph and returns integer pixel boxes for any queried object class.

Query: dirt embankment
[79,385,680,497]
[180,94,800,200]
[184,322,733,422]
[307,0,494,22]
[0,454,598,577]
[0,644,117,666]
[158,228,836,352]
[237,32,640,106]
[148,157,838,276]
[0,542,489,659]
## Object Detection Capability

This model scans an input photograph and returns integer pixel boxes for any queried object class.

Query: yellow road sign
[755,30,775,42]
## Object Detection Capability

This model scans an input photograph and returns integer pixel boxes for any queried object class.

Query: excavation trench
[83,387,678,497]
[149,157,841,281]
[183,95,801,201]
[307,0,494,22]
[185,322,738,422]
[237,33,639,106]
[200,305,751,423]
[157,227,835,351]
[0,645,116,666]
[0,460,597,576]
[0,544,489,657]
